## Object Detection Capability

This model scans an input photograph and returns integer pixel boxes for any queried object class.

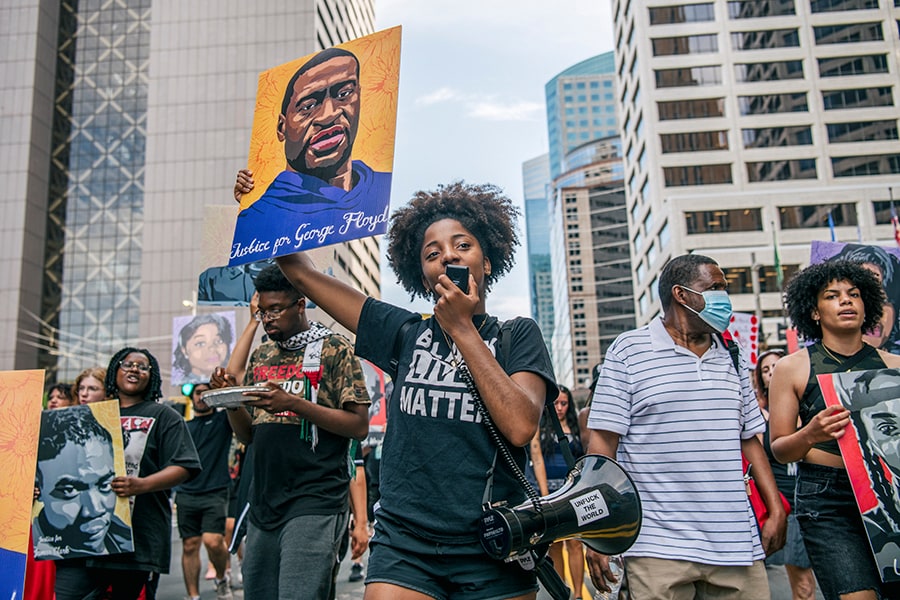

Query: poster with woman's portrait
[32,400,133,561]
[172,311,237,387]
[811,241,900,354]
[820,368,900,582]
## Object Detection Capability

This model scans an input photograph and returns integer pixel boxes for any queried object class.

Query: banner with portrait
[229,26,401,266]
[820,368,900,582]
[810,241,900,355]
[172,311,237,387]
[32,400,133,561]
[360,359,390,447]
[0,370,44,598]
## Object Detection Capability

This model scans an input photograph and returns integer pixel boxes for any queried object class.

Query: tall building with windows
[617,0,900,346]
[1,0,378,389]
[523,51,633,389]
[523,153,554,353]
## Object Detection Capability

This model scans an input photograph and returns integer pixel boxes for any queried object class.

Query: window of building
[727,0,795,18]
[818,54,888,77]
[832,155,900,177]
[635,230,645,254]
[652,34,718,55]
[661,130,729,152]
[874,200,900,224]
[731,28,799,50]
[742,126,812,147]
[723,265,799,294]
[814,22,883,44]
[823,87,894,110]
[655,65,722,87]
[648,240,658,266]
[747,159,817,181]
[827,120,898,143]
[811,0,878,12]
[738,93,808,115]
[779,203,857,229]
[735,60,804,82]
[658,98,725,120]
[649,3,715,24]
[659,220,671,246]
[664,164,733,186]
[685,208,763,234]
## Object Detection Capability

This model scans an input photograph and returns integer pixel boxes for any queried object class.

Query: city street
[155,523,816,600]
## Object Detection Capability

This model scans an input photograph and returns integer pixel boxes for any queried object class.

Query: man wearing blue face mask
[584,254,787,600]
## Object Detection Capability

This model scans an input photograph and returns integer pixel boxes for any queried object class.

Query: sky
[372,0,615,319]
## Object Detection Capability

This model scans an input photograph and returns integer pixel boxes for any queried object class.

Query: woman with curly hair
[769,261,900,599]
[55,348,200,600]
[235,171,556,600]
[528,385,586,598]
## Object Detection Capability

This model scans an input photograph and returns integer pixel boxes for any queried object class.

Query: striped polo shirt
[587,317,766,566]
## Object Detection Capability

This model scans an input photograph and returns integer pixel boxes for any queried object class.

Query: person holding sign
[246,175,556,600]
[770,260,900,599]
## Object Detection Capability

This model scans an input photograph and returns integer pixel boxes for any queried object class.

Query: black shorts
[176,489,228,539]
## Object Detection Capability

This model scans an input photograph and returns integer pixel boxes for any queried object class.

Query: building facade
[617,0,900,346]
[524,51,634,389]
[1,0,378,391]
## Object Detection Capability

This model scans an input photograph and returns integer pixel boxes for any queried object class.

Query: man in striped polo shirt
[586,254,786,599]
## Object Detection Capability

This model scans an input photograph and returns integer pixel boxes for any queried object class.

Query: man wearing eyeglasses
[211,264,370,600]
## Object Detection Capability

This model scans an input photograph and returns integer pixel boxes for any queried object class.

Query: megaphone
[479,454,641,560]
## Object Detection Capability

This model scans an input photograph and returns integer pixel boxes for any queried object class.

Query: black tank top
[799,342,886,455]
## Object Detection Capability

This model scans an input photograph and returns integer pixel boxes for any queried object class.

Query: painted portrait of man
[32,403,132,560]
[823,368,900,582]
[229,26,400,266]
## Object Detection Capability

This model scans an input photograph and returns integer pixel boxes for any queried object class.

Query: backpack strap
[717,332,741,375]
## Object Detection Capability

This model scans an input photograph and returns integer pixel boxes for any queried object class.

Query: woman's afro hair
[784,260,884,341]
[386,181,520,300]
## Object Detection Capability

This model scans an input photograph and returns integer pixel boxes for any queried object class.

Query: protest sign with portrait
[229,26,401,266]
[32,400,133,561]
[820,368,900,582]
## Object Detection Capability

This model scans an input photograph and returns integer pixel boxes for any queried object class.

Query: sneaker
[230,559,243,590]
[348,562,364,582]
[215,576,234,600]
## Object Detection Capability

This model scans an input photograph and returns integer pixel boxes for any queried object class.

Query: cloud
[467,100,544,122]
[415,87,460,106]
[415,88,544,122]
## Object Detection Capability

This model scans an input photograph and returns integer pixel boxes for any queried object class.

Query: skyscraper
[1,0,378,388]
[524,51,633,389]
[617,0,900,346]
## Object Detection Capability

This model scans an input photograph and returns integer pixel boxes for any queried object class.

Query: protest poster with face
[229,26,401,266]
[821,368,900,582]
[32,400,133,561]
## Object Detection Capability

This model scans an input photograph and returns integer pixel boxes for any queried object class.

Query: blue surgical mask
[680,286,733,333]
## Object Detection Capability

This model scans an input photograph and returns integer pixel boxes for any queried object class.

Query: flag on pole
[773,224,784,291]
[891,189,900,247]
[827,209,836,242]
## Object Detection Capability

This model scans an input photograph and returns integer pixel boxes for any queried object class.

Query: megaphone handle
[536,556,572,600]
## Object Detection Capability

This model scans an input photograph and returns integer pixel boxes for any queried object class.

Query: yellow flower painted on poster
[0,370,44,555]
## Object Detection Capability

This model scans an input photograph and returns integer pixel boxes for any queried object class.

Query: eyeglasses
[254,300,299,322]
[119,361,152,373]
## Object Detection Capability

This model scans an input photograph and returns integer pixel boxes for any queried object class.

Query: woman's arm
[275,253,367,333]
[226,292,260,384]
[769,351,849,463]
[529,434,550,496]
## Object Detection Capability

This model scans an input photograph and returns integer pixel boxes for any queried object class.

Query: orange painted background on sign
[240,26,401,210]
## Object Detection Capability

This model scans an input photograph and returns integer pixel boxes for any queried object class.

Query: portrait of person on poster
[172,311,237,386]
[822,368,900,582]
[812,240,900,354]
[32,401,133,561]
[198,259,273,306]
[229,26,400,266]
